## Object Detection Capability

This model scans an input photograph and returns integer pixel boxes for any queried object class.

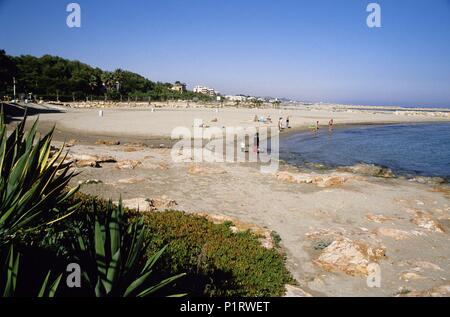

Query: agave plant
[75,200,185,297]
[0,112,79,246]
[0,244,61,297]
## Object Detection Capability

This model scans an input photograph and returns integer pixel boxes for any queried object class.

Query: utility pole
[13,77,16,102]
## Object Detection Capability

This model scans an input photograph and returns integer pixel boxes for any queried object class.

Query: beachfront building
[225,95,248,102]
[171,82,187,93]
[193,85,219,96]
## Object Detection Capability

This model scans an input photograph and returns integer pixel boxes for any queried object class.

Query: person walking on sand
[278,117,283,132]
[286,116,290,129]
[316,120,320,131]
[254,131,260,153]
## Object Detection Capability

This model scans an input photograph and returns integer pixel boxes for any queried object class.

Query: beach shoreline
[10,102,447,140]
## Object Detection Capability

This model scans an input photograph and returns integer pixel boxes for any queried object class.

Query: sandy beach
[32,102,450,141]
[11,102,450,297]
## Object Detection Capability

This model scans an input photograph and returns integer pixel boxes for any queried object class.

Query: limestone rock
[410,176,447,185]
[117,160,141,170]
[195,212,275,249]
[72,154,116,167]
[400,284,450,297]
[124,142,146,147]
[413,261,443,271]
[120,198,151,211]
[411,212,445,233]
[340,163,395,178]
[122,146,142,152]
[305,228,346,240]
[314,238,385,276]
[400,272,425,282]
[76,160,100,168]
[95,155,117,163]
[148,196,178,210]
[374,227,412,240]
[284,285,312,297]
[366,214,400,223]
[142,161,169,170]
[188,165,227,175]
[117,177,146,184]
[96,139,120,146]
[276,171,348,188]
[66,139,77,147]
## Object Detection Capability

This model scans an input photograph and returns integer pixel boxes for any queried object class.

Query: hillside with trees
[0,49,212,102]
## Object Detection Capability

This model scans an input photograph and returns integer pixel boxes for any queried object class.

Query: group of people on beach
[253,113,334,133]
[254,114,290,132]
[312,118,334,132]
[278,116,290,132]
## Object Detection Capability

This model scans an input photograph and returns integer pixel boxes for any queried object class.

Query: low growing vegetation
[140,211,293,297]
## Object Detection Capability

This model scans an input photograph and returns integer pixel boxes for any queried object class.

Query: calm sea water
[280,123,450,179]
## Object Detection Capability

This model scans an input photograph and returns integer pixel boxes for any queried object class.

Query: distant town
[169,81,297,104]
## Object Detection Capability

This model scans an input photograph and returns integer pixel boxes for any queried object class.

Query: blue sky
[1,0,450,107]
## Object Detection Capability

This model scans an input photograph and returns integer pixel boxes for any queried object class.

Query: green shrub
[136,211,293,297]
[271,231,282,249]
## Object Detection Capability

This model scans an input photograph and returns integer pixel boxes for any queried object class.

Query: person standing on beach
[316,120,320,131]
[255,131,260,153]
[286,116,290,129]
[278,117,283,132]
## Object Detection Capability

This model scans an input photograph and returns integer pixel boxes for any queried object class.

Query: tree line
[0,49,212,102]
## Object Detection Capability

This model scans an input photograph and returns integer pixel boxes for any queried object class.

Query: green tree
[0,50,17,96]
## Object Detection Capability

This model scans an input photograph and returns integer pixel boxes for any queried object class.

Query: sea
[280,123,450,180]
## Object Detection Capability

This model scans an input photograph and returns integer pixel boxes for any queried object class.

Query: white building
[193,85,219,96]
[225,95,247,102]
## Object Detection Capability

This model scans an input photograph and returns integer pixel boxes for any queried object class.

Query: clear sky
[1,0,450,107]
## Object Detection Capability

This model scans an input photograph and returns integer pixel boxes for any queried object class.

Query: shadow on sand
[1,102,64,123]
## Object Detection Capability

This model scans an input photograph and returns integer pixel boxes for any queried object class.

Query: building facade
[193,85,219,96]
[171,82,187,93]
